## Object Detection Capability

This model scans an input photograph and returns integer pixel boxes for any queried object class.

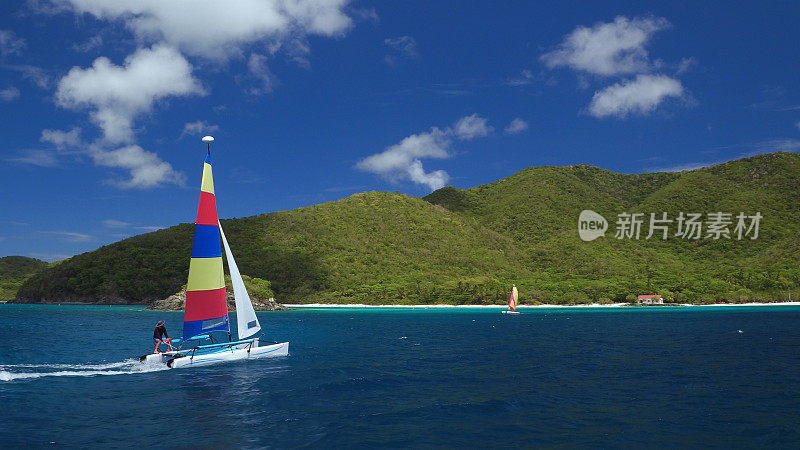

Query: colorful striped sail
[508,285,518,311]
[183,152,229,339]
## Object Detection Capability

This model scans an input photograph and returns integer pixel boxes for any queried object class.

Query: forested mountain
[14,152,800,305]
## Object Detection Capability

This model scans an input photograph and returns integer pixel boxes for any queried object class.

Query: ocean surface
[1,304,799,448]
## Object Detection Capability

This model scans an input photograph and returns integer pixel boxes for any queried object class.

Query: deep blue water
[1,305,800,448]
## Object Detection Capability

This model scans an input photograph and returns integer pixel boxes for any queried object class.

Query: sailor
[153,320,172,353]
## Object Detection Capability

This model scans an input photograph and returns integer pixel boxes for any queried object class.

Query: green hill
[14,152,800,305]
[424,151,800,303]
[16,192,529,305]
[0,256,48,301]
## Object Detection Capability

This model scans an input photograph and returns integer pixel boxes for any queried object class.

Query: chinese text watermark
[579,210,761,242]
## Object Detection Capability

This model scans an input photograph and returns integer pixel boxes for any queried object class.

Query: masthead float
[140,136,289,368]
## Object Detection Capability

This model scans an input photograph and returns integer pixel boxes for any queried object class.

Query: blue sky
[1,1,799,261]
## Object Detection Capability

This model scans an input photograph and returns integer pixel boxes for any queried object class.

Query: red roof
[637,295,662,299]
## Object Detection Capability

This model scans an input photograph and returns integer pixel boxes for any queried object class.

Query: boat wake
[0,359,169,382]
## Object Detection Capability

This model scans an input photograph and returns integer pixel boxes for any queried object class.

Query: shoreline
[285,302,800,308]
[693,302,800,307]
[3,301,799,308]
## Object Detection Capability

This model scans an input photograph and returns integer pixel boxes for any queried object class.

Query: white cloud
[384,35,417,65]
[646,140,800,173]
[756,138,800,152]
[0,30,25,57]
[41,127,82,149]
[0,86,19,101]
[59,0,353,59]
[102,219,130,228]
[72,35,103,53]
[357,114,492,191]
[796,121,800,131]
[102,219,165,232]
[246,53,277,95]
[541,16,670,76]
[406,159,448,191]
[356,127,451,190]
[284,38,311,68]
[90,144,186,189]
[351,7,379,24]
[278,0,353,35]
[50,47,200,189]
[453,114,492,140]
[4,64,50,88]
[588,74,683,118]
[55,45,204,144]
[38,129,180,190]
[541,16,691,118]
[41,230,93,242]
[506,69,534,87]
[136,225,165,232]
[504,118,528,134]
[41,2,360,191]
[180,121,219,139]
[676,57,697,74]
[357,127,451,191]
[8,150,59,167]
[385,36,417,57]
[650,161,715,172]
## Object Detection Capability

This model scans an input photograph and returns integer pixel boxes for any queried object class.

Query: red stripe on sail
[196,191,218,226]
[184,288,227,321]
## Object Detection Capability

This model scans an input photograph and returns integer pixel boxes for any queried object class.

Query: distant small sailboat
[140,136,288,368]
[502,284,520,315]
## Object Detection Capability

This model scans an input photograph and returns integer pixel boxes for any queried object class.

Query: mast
[182,136,230,339]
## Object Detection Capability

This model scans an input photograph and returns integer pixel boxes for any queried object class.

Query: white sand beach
[283,303,624,308]
[695,302,800,307]
[284,302,800,308]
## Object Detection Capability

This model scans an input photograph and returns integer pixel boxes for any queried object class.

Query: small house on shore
[637,294,663,305]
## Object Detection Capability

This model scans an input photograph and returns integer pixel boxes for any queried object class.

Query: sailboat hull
[502,310,520,315]
[140,341,289,369]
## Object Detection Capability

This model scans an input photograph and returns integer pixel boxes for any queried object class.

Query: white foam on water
[0,361,131,370]
[0,358,169,382]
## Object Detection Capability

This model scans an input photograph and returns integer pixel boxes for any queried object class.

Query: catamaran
[140,136,289,368]
[502,284,520,315]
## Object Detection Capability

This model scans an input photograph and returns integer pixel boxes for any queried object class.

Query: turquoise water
[2,304,800,447]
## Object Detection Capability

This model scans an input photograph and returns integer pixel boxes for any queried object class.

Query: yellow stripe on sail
[510,286,518,310]
[187,256,224,291]
[200,162,215,194]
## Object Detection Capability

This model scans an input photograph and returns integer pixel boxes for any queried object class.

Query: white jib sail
[218,221,261,339]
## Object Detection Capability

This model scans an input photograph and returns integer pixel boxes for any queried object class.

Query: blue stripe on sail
[183,314,229,339]
[191,224,221,258]
[204,152,211,164]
